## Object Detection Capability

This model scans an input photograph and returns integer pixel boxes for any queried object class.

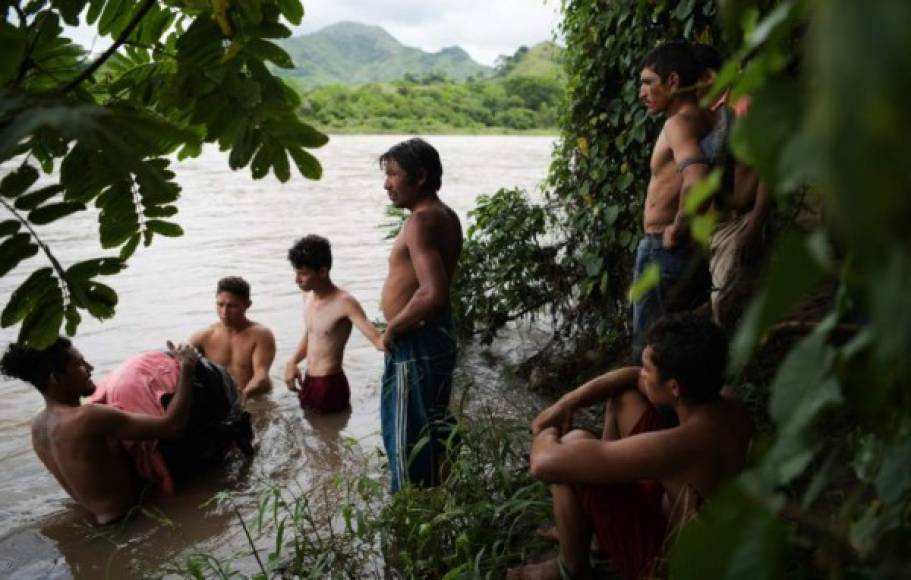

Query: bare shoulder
[335,289,363,310]
[189,323,218,346]
[664,110,703,140]
[248,322,276,345]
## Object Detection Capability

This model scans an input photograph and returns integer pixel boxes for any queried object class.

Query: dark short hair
[379,138,443,194]
[217,276,250,302]
[640,40,701,89]
[0,337,73,393]
[692,43,723,75]
[644,312,728,402]
[288,235,332,271]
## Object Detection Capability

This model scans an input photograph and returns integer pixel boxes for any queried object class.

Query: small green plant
[170,411,551,579]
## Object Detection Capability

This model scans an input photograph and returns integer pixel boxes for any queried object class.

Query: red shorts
[580,405,669,580]
[298,371,351,413]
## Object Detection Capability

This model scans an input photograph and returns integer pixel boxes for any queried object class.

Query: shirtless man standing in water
[190,276,276,400]
[632,41,713,356]
[283,235,384,413]
[0,338,198,525]
[378,138,463,492]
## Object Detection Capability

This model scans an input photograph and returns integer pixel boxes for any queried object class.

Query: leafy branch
[59,0,157,93]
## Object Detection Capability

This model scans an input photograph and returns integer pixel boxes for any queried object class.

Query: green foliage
[455,0,719,346]
[1,0,326,347]
[454,0,911,577]
[453,188,563,344]
[293,44,565,134]
[173,414,551,579]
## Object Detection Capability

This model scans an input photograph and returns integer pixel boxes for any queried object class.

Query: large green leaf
[0,220,21,238]
[83,281,118,318]
[670,484,787,580]
[877,437,911,504]
[287,146,322,180]
[1,267,56,327]
[0,21,28,85]
[0,233,40,277]
[65,258,126,281]
[145,219,183,237]
[14,184,64,211]
[28,201,85,225]
[275,0,303,25]
[18,284,64,348]
[1,164,39,199]
[730,231,827,370]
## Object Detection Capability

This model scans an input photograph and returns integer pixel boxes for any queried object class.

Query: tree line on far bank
[290,67,564,134]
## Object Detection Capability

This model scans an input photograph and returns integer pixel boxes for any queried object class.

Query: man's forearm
[244,373,272,396]
[163,363,195,434]
[387,288,446,337]
[561,367,640,410]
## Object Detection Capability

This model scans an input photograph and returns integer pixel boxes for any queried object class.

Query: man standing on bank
[632,41,713,357]
[379,138,463,492]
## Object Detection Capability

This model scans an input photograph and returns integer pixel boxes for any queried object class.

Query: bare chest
[305,301,352,339]
[205,330,256,366]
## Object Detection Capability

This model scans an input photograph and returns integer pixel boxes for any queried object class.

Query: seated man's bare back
[2,339,199,525]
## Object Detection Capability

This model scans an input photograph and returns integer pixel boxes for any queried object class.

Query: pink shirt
[90,351,180,494]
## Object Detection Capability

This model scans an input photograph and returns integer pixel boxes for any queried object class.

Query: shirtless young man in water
[632,41,713,355]
[283,235,384,413]
[0,338,198,525]
[378,138,463,492]
[508,314,753,580]
[190,276,276,400]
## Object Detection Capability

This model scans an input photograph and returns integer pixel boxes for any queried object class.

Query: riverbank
[319,126,559,136]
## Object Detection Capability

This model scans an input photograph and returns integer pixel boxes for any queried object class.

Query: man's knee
[562,429,597,443]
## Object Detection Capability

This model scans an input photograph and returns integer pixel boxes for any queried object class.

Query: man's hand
[284,361,302,392]
[381,327,397,352]
[662,219,690,250]
[167,341,200,369]
[373,335,388,353]
[531,400,574,436]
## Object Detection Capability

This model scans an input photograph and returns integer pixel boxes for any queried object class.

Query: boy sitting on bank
[284,235,385,413]
[509,313,753,580]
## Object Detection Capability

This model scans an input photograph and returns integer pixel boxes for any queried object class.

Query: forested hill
[276,21,493,86]
[292,41,566,134]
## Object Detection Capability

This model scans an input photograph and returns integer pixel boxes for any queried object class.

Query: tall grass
[174,409,552,579]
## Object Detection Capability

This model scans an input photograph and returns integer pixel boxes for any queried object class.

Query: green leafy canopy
[1,0,326,347]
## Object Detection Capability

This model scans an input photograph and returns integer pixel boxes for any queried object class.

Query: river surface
[0,135,554,578]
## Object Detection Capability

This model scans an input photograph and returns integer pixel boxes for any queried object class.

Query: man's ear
[668,378,682,400]
[416,169,427,188]
[667,71,681,92]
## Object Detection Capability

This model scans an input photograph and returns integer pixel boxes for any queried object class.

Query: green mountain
[499,41,565,80]
[277,22,493,86]
[294,41,566,134]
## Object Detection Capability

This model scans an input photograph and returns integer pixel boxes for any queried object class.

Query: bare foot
[506,559,563,580]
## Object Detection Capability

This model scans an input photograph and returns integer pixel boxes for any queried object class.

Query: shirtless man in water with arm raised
[0,338,198,525]
[190,276,276,400]
[379,138,463,492]
[283,235,384,413]
[632,41,713,356]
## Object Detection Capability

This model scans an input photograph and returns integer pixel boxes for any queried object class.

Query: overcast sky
[293,0,562,65]
[66,0,561,67]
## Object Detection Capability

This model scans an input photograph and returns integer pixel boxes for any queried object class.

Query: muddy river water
[0,135,555,578]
